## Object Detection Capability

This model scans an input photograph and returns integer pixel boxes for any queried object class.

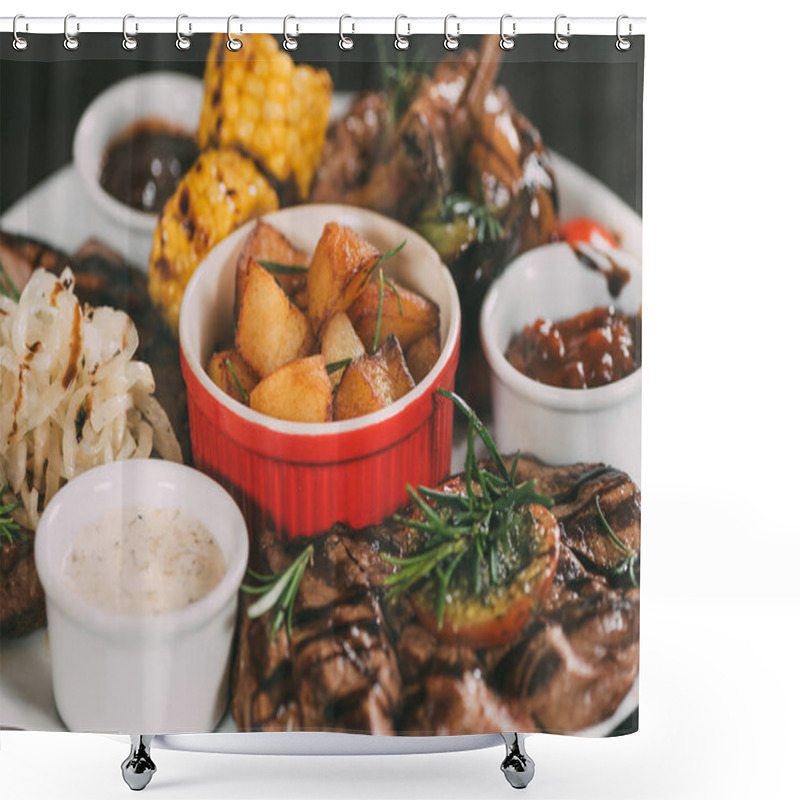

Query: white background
[2,1,799,798]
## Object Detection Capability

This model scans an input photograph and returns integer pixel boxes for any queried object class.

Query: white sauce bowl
[34,460,248,734]
[480,242,642,484]
[72,72,203,269]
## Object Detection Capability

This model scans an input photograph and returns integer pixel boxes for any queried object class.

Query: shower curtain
[0,27,643,740]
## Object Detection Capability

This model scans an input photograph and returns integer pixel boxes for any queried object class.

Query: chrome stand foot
[500,732,535,790]
[121,735,156,791]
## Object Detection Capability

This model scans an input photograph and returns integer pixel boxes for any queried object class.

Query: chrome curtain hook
[176,14,192,50]
[395,15,410,51]
[227,15,242,52]
[339,15,354,51]
[554,14,570,51]
[500,14,516,50]
[444,14,460,51]
[122,14,138,51]
[12,14,28,51]
[63,14,79,51]
[616,15,632,51]
[283,15,298,51]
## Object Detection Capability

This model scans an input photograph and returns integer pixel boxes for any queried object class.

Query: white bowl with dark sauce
[73,72,203,268]
[481,242,642,484]
[34,459,248,733]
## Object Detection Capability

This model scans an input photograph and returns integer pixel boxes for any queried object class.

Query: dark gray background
[0,34,643,215]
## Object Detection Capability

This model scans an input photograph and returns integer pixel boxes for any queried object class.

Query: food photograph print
[0,25,644,782]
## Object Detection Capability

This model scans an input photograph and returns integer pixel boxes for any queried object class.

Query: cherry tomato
[557,217,617,250]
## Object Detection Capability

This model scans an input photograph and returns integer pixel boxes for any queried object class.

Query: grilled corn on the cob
[197,33,332,200]
[149,147,278,334]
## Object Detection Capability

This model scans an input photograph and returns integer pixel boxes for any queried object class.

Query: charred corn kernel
[149,147,279,334]
[197,33,332,200]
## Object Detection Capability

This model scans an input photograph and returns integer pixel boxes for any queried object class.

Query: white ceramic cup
[72,72,203,269]
[480,243,642,484]
[34,460,248,734]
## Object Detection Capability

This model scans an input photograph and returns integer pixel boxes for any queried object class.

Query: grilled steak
[233,529,402,734]
[0,232,190,639]
[232,456,640,736]
[0,230,70,293]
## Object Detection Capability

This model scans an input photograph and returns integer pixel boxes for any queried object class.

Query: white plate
[0,146,642,744]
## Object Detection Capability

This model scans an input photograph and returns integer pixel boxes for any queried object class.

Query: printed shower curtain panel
[0,24,643,768]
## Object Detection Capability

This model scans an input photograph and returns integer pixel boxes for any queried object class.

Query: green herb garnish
[0,483,26,546]
[382,390,554,629]
[357,240,407,353]
[360,239,407,289]
[438,187,503,245]
[242,544,313,643]
[595,495,639,587]
[74,397,89,443]
[0,260,21,301]
[225,358,249,404]
[257,260,309,276]
[326,358,352,375]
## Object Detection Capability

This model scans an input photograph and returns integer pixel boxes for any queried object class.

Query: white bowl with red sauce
[73,72,203,268]
[480,242,642,484]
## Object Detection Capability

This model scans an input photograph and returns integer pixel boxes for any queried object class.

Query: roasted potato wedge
[249,355,332,423]
[235,221,310,315]
[207,348,260,402]
[332,335,415,421]
[320,312,366,388]
[236,259,314,377]
[404,331,442,384]
[348,279,439,351]
[306,223,380,334]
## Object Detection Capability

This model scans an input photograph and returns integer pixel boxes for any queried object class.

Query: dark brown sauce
[505,306,641,389]
[99,118,199,214]
[572,242,631,298]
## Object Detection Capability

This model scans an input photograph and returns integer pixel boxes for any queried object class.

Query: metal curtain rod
[0,15,646,36]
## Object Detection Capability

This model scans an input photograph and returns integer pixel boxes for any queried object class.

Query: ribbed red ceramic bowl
[179,205,461,540]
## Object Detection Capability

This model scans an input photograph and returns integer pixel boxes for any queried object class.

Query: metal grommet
[13,15,29,51]
[63,14,79,51]
[339,15,354,51]
[227,15,242,52]
[444,14,459,51]
[616,15,632,51]
[500,14,515,50]
[122,14,138,51]
[395,15,410,51]
[283,15,298,51]
[176,14,192,50]
[553,14,570,51]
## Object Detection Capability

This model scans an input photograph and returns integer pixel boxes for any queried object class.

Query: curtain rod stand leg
[121,735,157,791]
[500,732,535,789]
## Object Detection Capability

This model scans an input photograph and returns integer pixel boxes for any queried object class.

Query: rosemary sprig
[0,483,26,546]
[225,358,249,403]
[242,544,314,643]
[595,495,639,587]
[257,260,309,275]
[360,240,407,289]
[382,390,553,628]
[326,358,352,375]
[438,188,503,245]
[372,268,404,353]
[0,260,21,301]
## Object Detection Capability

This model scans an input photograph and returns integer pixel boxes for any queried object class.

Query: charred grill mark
[292,586,372,628]
[549,465,619,505]
[293,618,383,656]
[61,302,83,389]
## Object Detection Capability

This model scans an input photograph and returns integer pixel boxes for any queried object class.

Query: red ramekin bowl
[179,204,461,540]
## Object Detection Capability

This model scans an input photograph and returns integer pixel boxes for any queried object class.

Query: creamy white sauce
[63,507,226,615]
